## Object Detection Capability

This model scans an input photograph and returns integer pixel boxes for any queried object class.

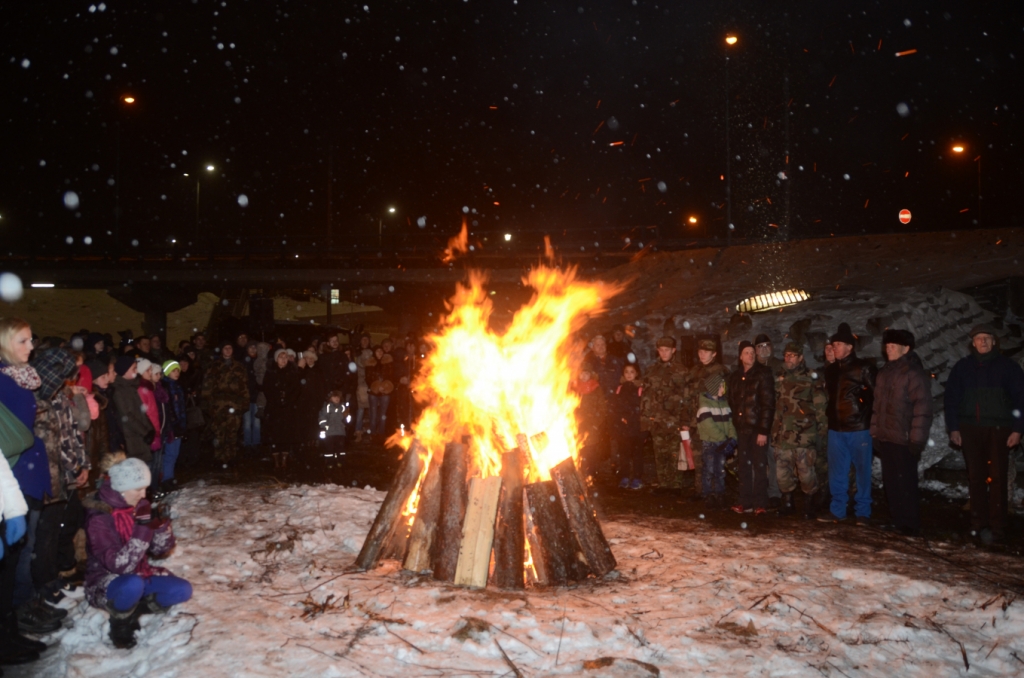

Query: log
[524,480,589,585]
[431,441,470,582]
[402,452,443,573]
[454,476,503,588]
[490,446,526,589]
[551,457,617,576]
[354,440,425,570]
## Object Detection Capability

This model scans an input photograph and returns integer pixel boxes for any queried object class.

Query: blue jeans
[828,429,873,519]
[369,394,390,436]
[243,403,261,446]
[107,574,193,612]
[701,439,734,496]
[163,438,182,482]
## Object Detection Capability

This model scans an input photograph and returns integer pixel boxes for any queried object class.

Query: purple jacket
[83,481,176,609]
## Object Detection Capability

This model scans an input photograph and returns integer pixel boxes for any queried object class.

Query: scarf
[1,363,41,391]
[111,507,156,578]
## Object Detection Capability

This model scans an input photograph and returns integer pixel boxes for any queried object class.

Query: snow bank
[21,483,1024,677]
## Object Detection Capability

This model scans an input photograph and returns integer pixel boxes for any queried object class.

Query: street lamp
[724,34,739,245]
[186,164,217,247]
[379,206,396,248]
[950,143,981,226]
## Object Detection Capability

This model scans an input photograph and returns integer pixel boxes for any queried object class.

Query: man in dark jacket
[945,324,1024,543]
[583,335,624,479]
[754,333,785,507]
[111,356,155,462]
[820,323,877,525]
[871,330,933,536]
[727,340,776,513]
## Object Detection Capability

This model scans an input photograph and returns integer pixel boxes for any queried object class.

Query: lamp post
[724,34,738,245]
[379,206,396,249]
[950,144,981,227]
[184,164,217,250]
[114,94,136,258]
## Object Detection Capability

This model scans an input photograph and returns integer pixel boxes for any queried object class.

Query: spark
[895,49,918,57]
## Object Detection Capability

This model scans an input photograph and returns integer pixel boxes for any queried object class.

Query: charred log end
[551,457,617,577]
[354,440,425,571]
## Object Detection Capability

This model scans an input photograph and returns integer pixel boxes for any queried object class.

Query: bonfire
[355,246,624,589]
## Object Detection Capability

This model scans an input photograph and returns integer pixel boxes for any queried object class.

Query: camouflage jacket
[34,392,88,501]
[640,359,688,431]
[772,362,828,451]
[201,358,250,412]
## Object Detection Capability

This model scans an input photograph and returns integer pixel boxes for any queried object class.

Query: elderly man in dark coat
[871,330,933,536]
[944,324,1024,544]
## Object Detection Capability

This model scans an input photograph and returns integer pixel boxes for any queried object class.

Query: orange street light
[688,216,698,224]
[725,35,738,46]
[951,145,964,153]
[122,95,135,104]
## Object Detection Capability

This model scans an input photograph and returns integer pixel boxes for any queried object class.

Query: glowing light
[687,216,698,225]
[504,233,512,241]
[951,145,964,153]
[388,207,396,213]
[206,165,215,171]
[122,95,135,104]
[31,283,55,288]
[725,35,738,45]
[736,289,810,313]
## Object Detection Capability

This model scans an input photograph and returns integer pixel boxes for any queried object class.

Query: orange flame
[393,263,623,484]
[442,219,471,263]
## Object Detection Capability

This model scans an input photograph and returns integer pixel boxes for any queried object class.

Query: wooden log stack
[354,436,617,589]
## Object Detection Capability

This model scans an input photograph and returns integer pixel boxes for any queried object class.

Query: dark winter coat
[298,363,328,441]
[319,349,346,391]
[365,354,396,390]
[262,363,302,449]
[34,392,88,501]
[0,368,50,501]
[823,353,877,432]
[83,481,176,610]
[87,390,112,486]
[112,374,155,462]
[871,351,934,448]
[611,380,643,439]
[584,352,626,398]
[944,348,1024,433]
[162,377,187,439]
[726,361,776,435]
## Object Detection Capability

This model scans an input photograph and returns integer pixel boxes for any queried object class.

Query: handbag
[186,395,206,430]
[0,400,34,466]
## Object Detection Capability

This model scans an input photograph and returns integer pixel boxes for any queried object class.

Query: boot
[777,492,795,516]
[281,452,288,469]
[140,594,169,615]
[354,430,363,444]
[107,604,141,650]
[272,453,280,469]
[802,492,818,520]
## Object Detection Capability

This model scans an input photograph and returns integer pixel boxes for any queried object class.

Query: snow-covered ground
[20,482,1024,677]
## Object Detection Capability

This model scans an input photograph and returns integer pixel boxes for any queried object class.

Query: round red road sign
[899,209,912,224]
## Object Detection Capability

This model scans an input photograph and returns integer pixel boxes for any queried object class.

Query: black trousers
[874,439,920,530]
[961,424,1012,533]
[617,433,646,480]
[33,492,84,588]
[737,429,768,510]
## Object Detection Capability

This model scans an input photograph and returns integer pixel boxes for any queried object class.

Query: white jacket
[0,454,27,520]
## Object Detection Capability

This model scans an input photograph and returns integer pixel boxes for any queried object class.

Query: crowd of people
[583,322,1024,544]
[0,317,422,665]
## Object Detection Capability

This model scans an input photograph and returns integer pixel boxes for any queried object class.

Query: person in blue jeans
[819,323,877,525]
[160,361,188,493]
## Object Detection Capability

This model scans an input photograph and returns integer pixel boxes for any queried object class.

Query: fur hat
[655,336,677,349]
[882,329,915,349]
[968,324,997,339]
[114,355,136,377]
[109,458,151,493]
[754,333,772,346]
[830,323,857,346]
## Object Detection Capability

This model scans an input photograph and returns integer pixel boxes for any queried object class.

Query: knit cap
[109,458,152,492]
[704,372,725,396]
[136,358,154,378]
[162,360,181,376]
[114,355,136,377]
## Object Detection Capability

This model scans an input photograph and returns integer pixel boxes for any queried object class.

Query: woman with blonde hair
[0,317,56,663]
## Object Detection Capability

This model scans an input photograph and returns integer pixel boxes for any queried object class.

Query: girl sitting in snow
[83,457,192,649]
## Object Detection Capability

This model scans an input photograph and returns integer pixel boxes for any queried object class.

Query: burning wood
[355,264,622,588]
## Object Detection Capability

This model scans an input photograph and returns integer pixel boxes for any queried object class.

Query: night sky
[2,1,1022,258]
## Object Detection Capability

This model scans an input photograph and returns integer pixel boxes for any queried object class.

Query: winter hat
[783,342,803,356]
[108,458,151,493]
[968,324,997,339]
[273,348,288,361]
[882,329,915,349]
[84,359,110,383]
[30,348,79,400]
[697,339,717,352]
[829,323,857,346]
[86,332,106,353]
[704,372,725,396]
[655,336,677,349]
[136,358,154,378]
[114,355,137,377]
[285,349,297,359]
[162,360,181,376]
[302,349,317,363]
[754,333,772,346]
[737,340,754,356]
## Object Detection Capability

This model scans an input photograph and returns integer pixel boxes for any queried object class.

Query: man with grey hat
[944,324,1024,544]
[641,336,688,490]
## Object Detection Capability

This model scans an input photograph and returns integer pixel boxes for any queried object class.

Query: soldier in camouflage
[680,338,730,498]
[772,342,828,518]
[640,336,688,490]
[755,333,786,507]
[201,342,250,462]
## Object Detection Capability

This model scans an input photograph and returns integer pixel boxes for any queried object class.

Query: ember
[355,263,624,588]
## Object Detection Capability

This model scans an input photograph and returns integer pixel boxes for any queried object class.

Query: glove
[909,442,925,460]
[148,517,169,532]
[143,430,155,445]
[5,515,26,544]
[134,499,153,524]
